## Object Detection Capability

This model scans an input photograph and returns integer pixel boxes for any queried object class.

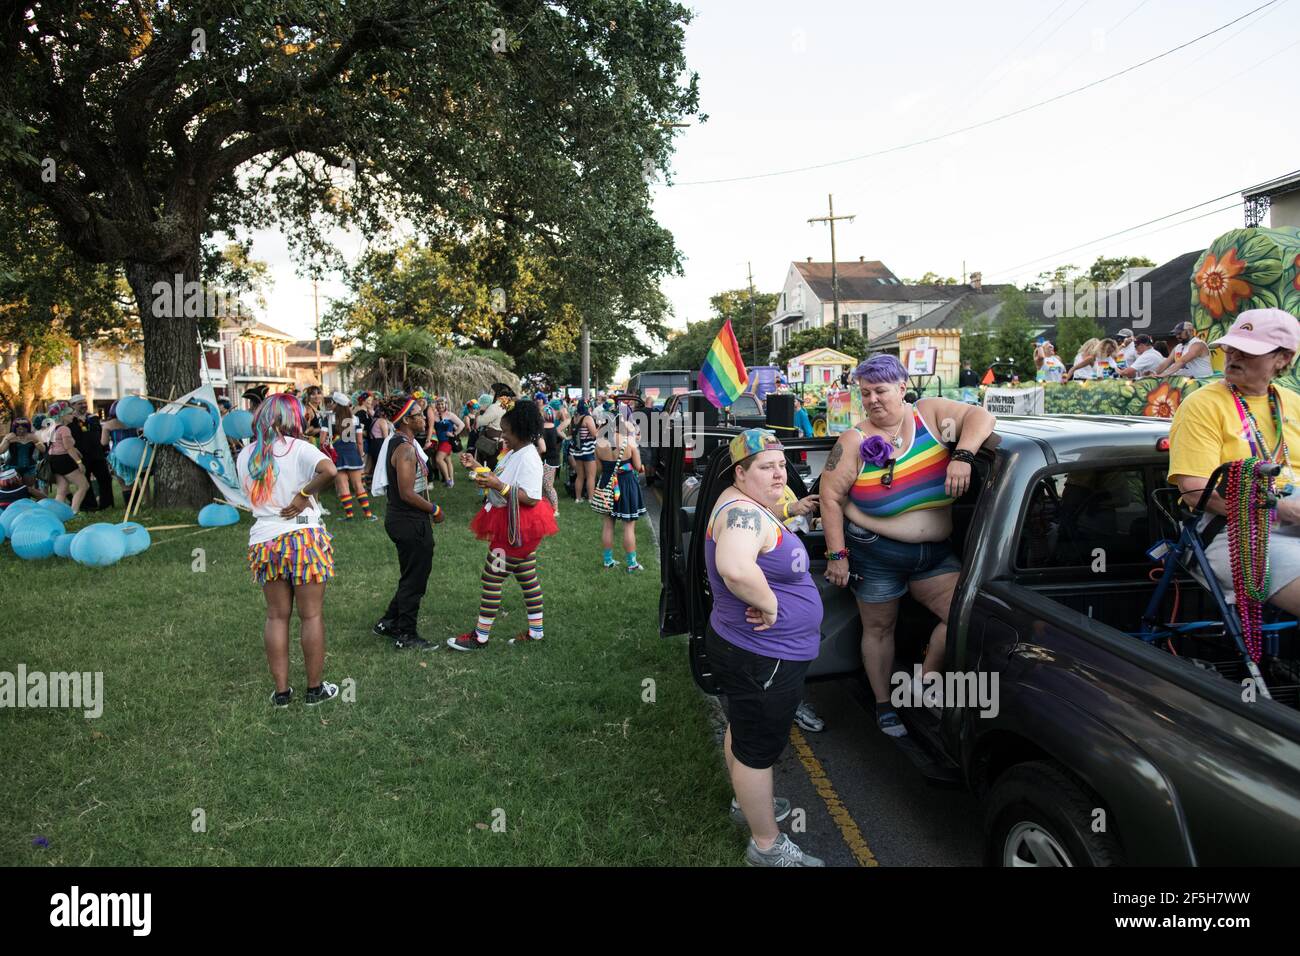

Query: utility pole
[312,278,322,384]
[747,262,758,365]
[808,194,855,349]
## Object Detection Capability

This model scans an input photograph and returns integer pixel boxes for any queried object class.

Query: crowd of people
[1031,323,1217,384]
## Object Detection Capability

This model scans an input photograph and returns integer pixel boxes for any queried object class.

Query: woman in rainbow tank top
[820,355,996,738]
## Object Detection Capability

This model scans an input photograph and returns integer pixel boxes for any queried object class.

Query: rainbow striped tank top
[848,410,954,517]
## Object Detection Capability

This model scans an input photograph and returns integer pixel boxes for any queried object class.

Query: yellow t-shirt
[1167,381,1300,486]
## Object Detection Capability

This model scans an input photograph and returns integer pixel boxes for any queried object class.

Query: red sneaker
[447,632,488,652]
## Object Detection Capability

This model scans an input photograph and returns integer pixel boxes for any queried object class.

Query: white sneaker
[745,833,824,867]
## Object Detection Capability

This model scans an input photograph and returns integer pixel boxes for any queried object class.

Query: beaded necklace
[1225,458,1270,663]
[1226,382,1291,476]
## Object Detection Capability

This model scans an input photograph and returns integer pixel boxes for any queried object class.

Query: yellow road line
[789,725,879,867]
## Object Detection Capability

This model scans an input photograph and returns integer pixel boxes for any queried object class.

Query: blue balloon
[116,395,154,429]
[120,521,151,556]
[11,509,63,540]
[12,523,59,559]
[113,436,147,471]
[53,532,76,558]
[0,499,37,534]
[179,404,217,443]
[36,498,75,522]
[223,409,253,441]
[70,523,127,567]
[143,412,184,445]
[0,521,6,545]
[198,503,241,527]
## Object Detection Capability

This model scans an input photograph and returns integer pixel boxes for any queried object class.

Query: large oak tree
[1,1,698,503]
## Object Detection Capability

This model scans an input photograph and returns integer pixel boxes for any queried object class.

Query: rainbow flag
[699,319,749,409]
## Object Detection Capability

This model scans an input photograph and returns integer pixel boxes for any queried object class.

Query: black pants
[82,457,114,510]
[382,516,434,634]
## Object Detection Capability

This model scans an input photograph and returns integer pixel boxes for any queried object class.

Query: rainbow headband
[392,398,418,423]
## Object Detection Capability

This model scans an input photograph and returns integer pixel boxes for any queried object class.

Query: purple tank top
[704,497,823,661]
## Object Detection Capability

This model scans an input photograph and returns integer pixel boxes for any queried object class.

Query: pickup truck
[659,415,1300,866]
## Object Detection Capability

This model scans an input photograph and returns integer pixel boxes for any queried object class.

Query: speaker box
[765,393,796,432]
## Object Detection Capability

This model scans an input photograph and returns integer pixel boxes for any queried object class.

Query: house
[219,318,296,397]
[286,339,351,393]
[767,258,1012,360]
[1243,171,1300,229]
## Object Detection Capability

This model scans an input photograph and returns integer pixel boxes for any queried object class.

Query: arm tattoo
[725,507,763,535]
[825,442,845,472]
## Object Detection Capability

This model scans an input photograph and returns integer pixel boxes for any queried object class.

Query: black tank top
[542,423,560,466]
[385,434,429,522]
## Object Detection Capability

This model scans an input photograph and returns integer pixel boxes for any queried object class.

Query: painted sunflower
[1142,381,1182,419]
[1194,247,1252,319]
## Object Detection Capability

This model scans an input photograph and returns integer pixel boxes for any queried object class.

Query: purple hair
[852,354,907,385]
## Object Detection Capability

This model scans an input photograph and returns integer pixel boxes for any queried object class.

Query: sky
[244,0,1300,377]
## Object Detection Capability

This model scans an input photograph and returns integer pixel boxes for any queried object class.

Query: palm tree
[344,327,520,403]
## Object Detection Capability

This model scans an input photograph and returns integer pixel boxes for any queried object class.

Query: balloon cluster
[1,498,153,567]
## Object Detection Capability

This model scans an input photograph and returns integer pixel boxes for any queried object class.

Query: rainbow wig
[244,393,305,507]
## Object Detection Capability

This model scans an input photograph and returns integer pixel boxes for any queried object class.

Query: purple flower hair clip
[860,434,893,468]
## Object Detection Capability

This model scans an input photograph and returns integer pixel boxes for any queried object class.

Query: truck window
[1016,466,1150,571]
[731,395,761,417]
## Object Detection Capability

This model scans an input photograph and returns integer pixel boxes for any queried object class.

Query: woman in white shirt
[237,393,340,707]
[449,400,559,650]
[1067,338,1100,381]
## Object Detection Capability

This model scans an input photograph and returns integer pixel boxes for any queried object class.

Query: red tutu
[469,502,558,559]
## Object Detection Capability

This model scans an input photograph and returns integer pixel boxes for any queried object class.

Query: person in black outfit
[372,395,444,650]
[958,360,980,389]
[69,395,113,510]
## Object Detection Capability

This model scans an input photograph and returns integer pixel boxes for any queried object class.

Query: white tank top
[1175,337,1213,378]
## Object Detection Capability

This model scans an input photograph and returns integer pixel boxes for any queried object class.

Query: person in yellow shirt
[1168,308,1300,614]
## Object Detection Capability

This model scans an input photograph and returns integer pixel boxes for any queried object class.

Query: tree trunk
[125,253,208,508]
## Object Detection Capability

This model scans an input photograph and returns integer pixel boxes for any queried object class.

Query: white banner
[982,386,1044,416]
[156,384,251,509]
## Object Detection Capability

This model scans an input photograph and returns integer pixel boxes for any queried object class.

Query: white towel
[370,433,429,495]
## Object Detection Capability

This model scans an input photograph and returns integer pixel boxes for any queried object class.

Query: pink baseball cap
[1210,308,1300,355]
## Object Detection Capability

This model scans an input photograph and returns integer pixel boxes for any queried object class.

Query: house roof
[791,347,858,366]
[287,339,336,359]
[219,318,296,341]
[794,260,902,301]
[867,251,1205,350]
[1243,170,1300,199]
[867,290,1053,349]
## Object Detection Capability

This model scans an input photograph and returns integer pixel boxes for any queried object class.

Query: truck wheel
[984,761,1123,867]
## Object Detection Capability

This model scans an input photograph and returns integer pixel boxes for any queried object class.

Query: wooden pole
[121,441,151,521]
[125,442,157,522]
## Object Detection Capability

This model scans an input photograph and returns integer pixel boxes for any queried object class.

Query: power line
[995,202,1244,284]
[675,0,1281,187]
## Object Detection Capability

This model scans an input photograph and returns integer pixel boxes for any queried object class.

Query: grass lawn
[0,476,741,866]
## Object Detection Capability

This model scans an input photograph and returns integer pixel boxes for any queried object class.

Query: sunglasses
[880,459,897,488]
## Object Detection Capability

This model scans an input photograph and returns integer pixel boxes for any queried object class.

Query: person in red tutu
[449,399,558,650]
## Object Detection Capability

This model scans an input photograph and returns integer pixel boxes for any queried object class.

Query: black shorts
[705,626,810,770]
[48,454,80,476]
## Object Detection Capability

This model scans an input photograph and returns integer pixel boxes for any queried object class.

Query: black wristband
[951,448,976,465]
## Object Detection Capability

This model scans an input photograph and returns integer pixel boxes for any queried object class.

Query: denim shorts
[844,521,960,604]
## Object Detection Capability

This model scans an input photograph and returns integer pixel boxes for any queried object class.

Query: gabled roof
[791,347,858,366]
[793,260,901,301]
[219,318,296,341]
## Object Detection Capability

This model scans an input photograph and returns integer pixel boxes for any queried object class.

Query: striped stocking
[339,492,354,518]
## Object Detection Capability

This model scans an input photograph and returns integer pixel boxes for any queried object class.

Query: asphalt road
[646,481,985,867]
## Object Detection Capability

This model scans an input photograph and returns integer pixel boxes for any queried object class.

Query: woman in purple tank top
[703,428,824,867]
